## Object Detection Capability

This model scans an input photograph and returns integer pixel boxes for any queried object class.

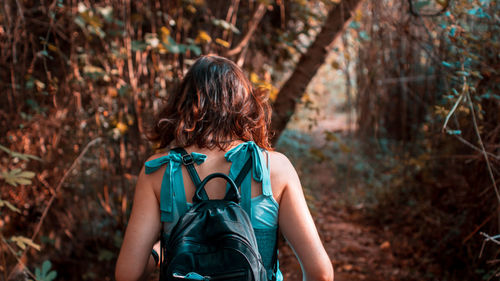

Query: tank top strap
[262,150,272,197]
[225,141,273,215]
[144,150,206,222]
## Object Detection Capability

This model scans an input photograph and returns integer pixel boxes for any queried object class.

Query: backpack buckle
[181,154,194,165]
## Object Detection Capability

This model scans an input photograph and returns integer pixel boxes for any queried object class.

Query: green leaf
[165,43,180,54]
[39,50,54,60]
[35,260,57,281]
[211,19,240,34]
[11,236,41,251]
[0,168,36,187]
[19,171,35,178]
[0,199,21,213]
[25,77,35,89]
[46,271,57,281]
[14,178,32,185]
[42,260,51,276]
[358,31,370,41]
[0,145,10,155]
[26,99,39,110]
[131,40,148,51]
[97,6,113,22]
[88,25,106,38]
[74,15,86,28]
[98,249,115,261]
[164,37,189,54]
[467,7,491,18]
[13,152,42,161]
[118,85,131,97]
[446,129,462,135]
[349,21,360,29]
[0,144,42,161]
[470,71,484,79]
[441,61,454,68]
[188,44,201,56]
[456,71,470,77]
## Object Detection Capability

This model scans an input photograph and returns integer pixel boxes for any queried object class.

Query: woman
[115,55,333,281]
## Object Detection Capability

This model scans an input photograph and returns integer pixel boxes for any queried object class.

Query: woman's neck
[181,140,246,154]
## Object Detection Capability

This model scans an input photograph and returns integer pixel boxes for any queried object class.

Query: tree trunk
[270,0,363,144]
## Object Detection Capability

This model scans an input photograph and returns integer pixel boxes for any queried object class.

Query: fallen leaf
[342,264,353,271]
[380,241,391,250]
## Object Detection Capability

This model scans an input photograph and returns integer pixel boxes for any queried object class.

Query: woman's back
[146,141,285,278]
[146,143,286,207]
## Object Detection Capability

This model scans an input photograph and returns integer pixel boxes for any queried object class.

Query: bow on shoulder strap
[224,141,272,215]
[225,141,271,194]
[145,151,206,222]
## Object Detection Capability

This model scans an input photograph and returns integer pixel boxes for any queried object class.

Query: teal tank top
[145,141,283,281]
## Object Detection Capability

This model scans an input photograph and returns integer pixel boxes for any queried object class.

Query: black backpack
[159,148,278,281]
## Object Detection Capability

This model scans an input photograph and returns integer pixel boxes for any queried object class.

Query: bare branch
[225,3,266,57]
[466,90,500,204]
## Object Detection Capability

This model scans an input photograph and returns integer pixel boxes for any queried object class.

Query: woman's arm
[272,153,334,281]
[115,165,161,281]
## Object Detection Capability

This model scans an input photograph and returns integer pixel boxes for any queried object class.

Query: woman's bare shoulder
[139,151,170,181]
[268,150,292,169]
[145,151,170,162]
[267,151,297,183]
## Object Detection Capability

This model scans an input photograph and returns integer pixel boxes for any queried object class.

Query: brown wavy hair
[148,55,272,150]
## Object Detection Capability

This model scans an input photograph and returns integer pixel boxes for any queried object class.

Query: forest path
[278,190,403,281]
[277,113,407,280]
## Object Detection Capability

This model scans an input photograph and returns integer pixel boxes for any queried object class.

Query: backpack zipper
[172,272,209,280]
[172,270,246,280]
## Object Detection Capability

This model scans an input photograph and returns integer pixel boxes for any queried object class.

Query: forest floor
[277,114,414,281]
[278,189,409,281]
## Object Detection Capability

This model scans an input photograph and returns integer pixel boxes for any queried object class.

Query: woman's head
[149,55,272,150]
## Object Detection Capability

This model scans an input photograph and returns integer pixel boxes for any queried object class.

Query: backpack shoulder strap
[172,147,209,201]
[234,156,252,187]
[229,156,252,215]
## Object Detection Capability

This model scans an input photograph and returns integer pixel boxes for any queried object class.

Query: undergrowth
[276,128,499,280]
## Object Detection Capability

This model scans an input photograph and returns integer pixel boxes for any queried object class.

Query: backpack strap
[234,156,252,187]
[231,156,252,214]
[172,147,209,201]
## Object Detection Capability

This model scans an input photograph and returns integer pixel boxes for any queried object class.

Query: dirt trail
[278,190,404,281]
[278,114,408,280]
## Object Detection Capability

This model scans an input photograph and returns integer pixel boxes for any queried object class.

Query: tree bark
[270,0,363,144]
